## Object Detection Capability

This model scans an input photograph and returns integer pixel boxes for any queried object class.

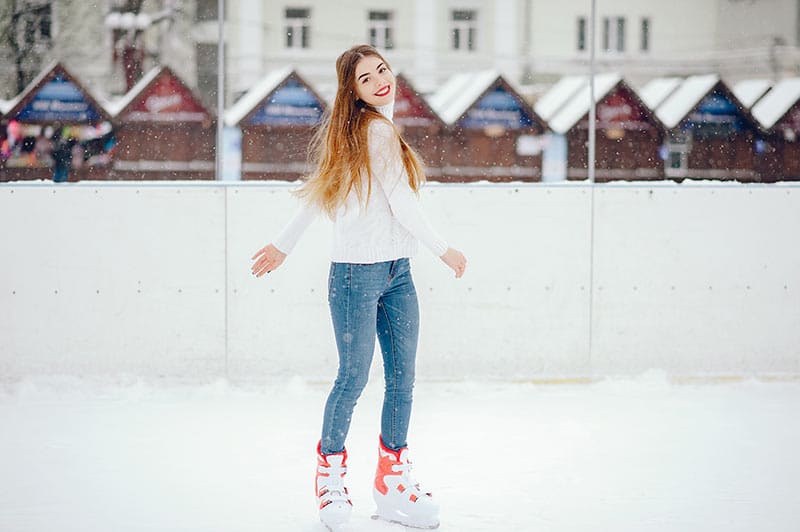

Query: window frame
[602,16,626,53]
[577,16,587,52]
[640,17,651,52]
[285,7,311,49]
[451,9,478,52]
[367,10,394,50]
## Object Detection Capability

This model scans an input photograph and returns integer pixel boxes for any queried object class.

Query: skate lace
[391,461,427,495]
[318,463,349,502]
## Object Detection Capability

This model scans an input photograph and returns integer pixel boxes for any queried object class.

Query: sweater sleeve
[368,120,449,257]
[272,200,318,255]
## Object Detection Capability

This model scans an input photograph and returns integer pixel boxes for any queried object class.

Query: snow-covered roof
[393,72,444,125]
[105,66,163,117]
[533,75,586,122]
[224,67,294,127]
[4,61,113,123]
[428,70,500,125]
[751,77,800,130]
[638,77,682,111]
[732,79,772,109]
[547,73,622,134]
[2,60,60,115]
[655,74,719,129]
[0,99,11,115]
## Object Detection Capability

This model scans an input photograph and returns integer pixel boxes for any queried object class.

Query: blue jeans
[53,164,69,183]
[320,258,419,455]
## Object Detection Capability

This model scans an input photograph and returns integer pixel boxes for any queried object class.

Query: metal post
[588,0,596,183]
[587,0,597,368]
[217,0,228,378]
[216,0,225,180]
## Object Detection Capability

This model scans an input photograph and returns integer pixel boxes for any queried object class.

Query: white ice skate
[372,438,440,529]
[316,442,352,531]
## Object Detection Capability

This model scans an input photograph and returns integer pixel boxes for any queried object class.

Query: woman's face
[353,55,395,107]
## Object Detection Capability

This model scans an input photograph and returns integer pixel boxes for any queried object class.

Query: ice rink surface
[1,374,798,532]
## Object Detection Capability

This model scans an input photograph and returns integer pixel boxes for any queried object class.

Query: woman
[251,44,466,530]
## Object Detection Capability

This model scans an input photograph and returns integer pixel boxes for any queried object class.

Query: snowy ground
[1,374,799,532]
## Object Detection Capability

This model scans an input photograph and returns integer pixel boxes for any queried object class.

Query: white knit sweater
[272,104,448,263]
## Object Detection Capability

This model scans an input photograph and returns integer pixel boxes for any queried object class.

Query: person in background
[250,44,466,530]
[50,127,75,183]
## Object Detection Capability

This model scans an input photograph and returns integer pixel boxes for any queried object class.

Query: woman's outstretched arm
[251,200,317,277]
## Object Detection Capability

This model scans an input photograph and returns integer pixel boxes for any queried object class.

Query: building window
[602,16,626,52]
[451,10,477,51]
[577,16,587,51]
[196,0,218,22]
[368,11,394,49]
[285,7,310,49]
[19,4,52,44]
[640,17,650,52]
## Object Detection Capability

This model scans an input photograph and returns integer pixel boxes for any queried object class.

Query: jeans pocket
[328,263,351,302]
[327,263,336,301]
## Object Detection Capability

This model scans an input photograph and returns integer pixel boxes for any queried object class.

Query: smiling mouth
[374,85,391,97]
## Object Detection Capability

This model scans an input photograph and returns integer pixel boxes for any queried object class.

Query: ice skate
[372,437,440,529]
[316,442,352,531]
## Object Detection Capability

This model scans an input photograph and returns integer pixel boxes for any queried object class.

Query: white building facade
[1,0,799,105]
[225,0,800,100]
[226,0,529,98]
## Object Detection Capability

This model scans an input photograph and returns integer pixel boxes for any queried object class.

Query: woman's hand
[251,244,287,278]
[440,247,467,278]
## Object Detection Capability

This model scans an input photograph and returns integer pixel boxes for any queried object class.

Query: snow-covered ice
[1,374,798,532]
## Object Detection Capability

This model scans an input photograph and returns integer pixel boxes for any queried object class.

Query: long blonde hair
[297,44,425,217]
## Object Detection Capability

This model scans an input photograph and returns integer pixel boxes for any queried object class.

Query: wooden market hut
[429,71,546,182]
[225,68,325,181]
[751,77,800,181]
[109,65,215,180]
[393,73,446,179]
[1,62,113,182]
[648,74,762,181]
[546,73,665,181]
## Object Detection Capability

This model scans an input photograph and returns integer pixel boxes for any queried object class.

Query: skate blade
[371,513,440,529]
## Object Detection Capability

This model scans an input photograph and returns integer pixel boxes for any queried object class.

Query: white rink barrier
[1,181,798,381]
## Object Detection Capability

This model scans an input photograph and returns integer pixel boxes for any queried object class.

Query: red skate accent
[375,439,404,495]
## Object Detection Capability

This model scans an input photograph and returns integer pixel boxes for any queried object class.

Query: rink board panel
[0,184,226,377]
[1,182,798,379]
